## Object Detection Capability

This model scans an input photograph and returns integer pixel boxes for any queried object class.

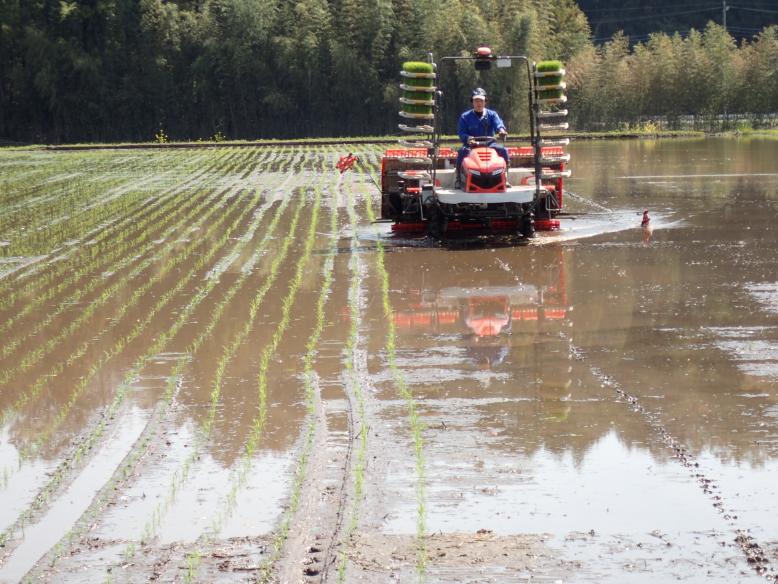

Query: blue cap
[471,87,487,99]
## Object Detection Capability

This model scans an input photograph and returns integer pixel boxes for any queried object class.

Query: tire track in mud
[273,153,428,583]
[16,152,309,581]
[314,156,429,582]
[231,148,364,583]
[233,159,367,584]
[316,168,372,584]
[361,160,428,578]
[265,170,342,584]
[0,150,304,572]
[568,342,777,583]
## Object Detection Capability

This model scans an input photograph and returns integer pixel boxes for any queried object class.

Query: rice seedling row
[99,181,305,575]
[0,151,167,217]
[254,185,340,583]
[362,164,428,577]
[0,169,274,552]
[0,171,230,366]
[0,149,254,417]
[0,147,276,466]
[0,149,271,387]
[0,167,263,480]
[182,175,326,581]
[0,146,244,289]
[0,148,239,312]
[0,149,209,244]
[0,150,172,209]
[0,151,144,227]
[20,146,304,570]
[0,179,253,429]
[0,148,254,348]
[0,151,256,386]
[1,164,84,209]
[0,152,63,194]
[12,171,266,460]
[17,162,308,578]
[0,147,237,302]
[0,160,153,254]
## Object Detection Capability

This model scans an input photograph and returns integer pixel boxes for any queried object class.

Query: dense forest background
[0,0,777,143]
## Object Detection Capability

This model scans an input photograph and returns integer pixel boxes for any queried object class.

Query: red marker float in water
[641,209,653,244]
[336,153,359,173]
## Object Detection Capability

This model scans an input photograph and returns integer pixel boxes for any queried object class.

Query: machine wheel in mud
[427,203,444,239]
[520,213,535,238]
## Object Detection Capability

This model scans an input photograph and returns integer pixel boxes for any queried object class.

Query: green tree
[741,26,778,115]
[700,23,737,122]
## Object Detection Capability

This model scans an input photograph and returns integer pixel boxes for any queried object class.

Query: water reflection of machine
[390,247,569,369]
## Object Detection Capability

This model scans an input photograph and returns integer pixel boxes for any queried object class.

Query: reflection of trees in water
[586,341,777,467]
[570,138,778,215]
[568,214,778,465]
[6,237,330,469]
[6,318,169,461]
[171,283,329,468]
[386,235,778,466]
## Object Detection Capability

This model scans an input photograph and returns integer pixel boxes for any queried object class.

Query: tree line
[0,0,776,143]
[569,23,778,131]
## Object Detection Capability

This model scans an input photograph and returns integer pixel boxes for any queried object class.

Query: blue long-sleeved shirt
[457,109,506,145]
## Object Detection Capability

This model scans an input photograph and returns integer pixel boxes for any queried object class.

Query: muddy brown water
[0,137,777,582]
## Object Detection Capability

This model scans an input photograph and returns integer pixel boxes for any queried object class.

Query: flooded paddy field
[0,137,777,583]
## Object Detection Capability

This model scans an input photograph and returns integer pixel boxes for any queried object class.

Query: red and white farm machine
[380,47,571,239]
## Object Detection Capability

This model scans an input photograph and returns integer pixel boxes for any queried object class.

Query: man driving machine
[455,87,509,188]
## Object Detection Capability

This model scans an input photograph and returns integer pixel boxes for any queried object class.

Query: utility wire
[590,6,719,24]
[727,26,771,33]
[730,5,778,14]
[593,29,694,43]
[583,2,718,12]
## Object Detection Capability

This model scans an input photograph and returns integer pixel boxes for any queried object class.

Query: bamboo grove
[1,1,777,143]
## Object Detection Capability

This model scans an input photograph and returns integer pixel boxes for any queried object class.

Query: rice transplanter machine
[380,47,571,238]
